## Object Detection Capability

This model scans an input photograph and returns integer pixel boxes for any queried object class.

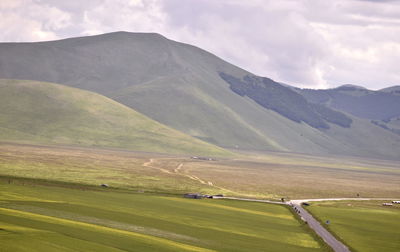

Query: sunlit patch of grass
[0,182,328,251]
[308,201,400,252]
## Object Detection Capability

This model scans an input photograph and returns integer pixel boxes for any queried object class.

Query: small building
[382,203,393,206]
[100,184,109,188]
[190,156,216,161]
[184,193,204,199]
[392,200,400,204]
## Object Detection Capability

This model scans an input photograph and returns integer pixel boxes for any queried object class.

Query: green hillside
[0,79,230,156]
[1,32,400,159]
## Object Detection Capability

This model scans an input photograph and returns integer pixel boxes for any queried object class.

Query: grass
[0,181,328,252]
[0,143,217,195]
[169,151,400,199]
[0,143,399,199]
[0,79,231,157]
[307,201,400,252]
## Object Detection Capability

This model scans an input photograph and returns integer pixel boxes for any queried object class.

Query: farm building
[392,200,400,204]
[190,156,216,161]
[184,193,204,199]
[382,203,393,206]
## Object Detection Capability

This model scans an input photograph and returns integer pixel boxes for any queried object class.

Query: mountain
[296,85,400,121]
[1,32,400,159]
[336,84,368,90]
[379,85,400,96]
[0,79,230,156]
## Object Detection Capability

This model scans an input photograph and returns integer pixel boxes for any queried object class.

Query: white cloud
[81,0,166,35]
[1,0,399,89]
[0,0,71,41]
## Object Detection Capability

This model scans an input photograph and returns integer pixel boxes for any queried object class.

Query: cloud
[0,0,399,89]
[0,0,71,41]
[80,0,167,35]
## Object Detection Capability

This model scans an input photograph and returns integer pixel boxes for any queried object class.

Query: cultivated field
[0,181,328,252]
[307,201,400,252]
[0,143,399,199]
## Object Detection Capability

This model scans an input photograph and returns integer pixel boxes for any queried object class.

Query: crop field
[307,201,400,252]
[0,181,329,252]
[0,143,399,199]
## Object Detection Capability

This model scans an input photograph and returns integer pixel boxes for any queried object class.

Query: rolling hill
[0,32,399,159]
[0,79,230,156]
[296,85,400,121]
[380,85,400,95]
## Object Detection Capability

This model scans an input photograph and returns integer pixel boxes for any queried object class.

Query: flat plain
[0,142,399,251]
[0,181,328,252]
[1,143,399,199]
[307,201,400,252]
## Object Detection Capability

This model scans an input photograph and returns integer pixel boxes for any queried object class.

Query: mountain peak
[100,31,166,39]
[334,84,368,91]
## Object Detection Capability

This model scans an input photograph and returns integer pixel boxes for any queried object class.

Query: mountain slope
[380,85,400,96]
[1,32,399,159]
[297,85,400,121]
[0,79,230,156]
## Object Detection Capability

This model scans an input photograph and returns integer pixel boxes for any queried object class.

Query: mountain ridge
[1,32,399,159]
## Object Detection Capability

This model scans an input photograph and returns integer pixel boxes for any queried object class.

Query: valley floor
[0,142,399,251]
[0,142,398,199]
[0,181,327,252]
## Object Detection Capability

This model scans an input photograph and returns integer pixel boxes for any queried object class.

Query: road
[289,200,350,252]
[145,157,397,252]
[215,196,286,205]
[218,197,399,252]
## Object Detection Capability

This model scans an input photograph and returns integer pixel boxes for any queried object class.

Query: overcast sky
[1,0,400,89]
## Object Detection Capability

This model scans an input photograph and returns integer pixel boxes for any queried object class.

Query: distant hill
[0,79,230,156]
[1,32,400,159]
[296,86,400,121]
[336,84,368,91]
[379,85,400,96]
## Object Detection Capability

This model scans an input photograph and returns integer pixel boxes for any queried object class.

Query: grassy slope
[1,32,399,159]
[0,79,230,156]
[0,181,328,252]
[307,201,400,252]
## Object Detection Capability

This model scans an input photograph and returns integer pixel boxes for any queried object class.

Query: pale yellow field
[0,143,399,199]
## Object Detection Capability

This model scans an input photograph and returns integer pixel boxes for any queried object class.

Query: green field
[307,201,400,252]
[0,180,329,252]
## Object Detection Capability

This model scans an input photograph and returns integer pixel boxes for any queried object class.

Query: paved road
[289,201,350,252]
[214,196,286,205]
[290,197,397,204]
[218,197,400,252]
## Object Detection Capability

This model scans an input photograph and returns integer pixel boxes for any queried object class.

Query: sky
[1,0,400,89]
